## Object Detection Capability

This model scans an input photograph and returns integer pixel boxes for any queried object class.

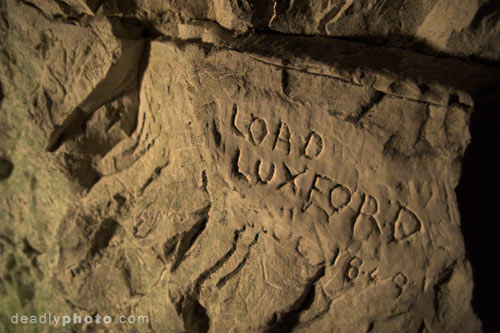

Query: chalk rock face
[98,0,500,61]
[267,0,500,61]
[1,0,499,332]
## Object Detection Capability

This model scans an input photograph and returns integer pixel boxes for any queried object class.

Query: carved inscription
[353,194,381,241]
[273,121,291,155]
[277,163,306,194]
[231,104,245,137]
[228,107,324,187]
[394,207,422,240]
[345,256,363,282]
[230,106,323,163]
[221,104,424,242]
[330,185,351,209]
[393,272,408,287]
[393,272,409,296]
[255,160,275,183]
[307,174,338,215]
[304,132,323,158]
[249,117,268,145]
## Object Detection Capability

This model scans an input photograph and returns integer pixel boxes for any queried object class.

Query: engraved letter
[345,256,362,282]
[304,132,323,158]
[394,206,422,240]
[353,193,380,241]
[273,121,291,155]
[250,117,267,145]
[305,174,335,215]
[255,160,275,183]
[330,185,352,210]
[231,104,245,136]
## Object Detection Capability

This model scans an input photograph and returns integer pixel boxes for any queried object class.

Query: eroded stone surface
[91,0,500,61]
[1,0,498,332]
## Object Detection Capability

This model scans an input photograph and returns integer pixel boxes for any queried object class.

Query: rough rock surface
[1,1,499,332]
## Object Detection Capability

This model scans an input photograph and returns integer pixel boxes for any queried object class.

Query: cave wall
[1,1,499,332]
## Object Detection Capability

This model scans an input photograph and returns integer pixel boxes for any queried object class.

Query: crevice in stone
[345,90,385,123]
[19,0,51,20]
[267,265,326,333]
[212,118,222,148]
[281,66,290,96]
[456,91,500,333]
[242,53,461,108]
[85,0,104,14]
[46,39,148,153]
[89,218,119,258]
[192,226,247,296]
[181,295,210,333]
[251,26,500,67]
[417,319,429,333]
[151,24,498,107]
[0,157,13,180]
[140,159,169,194]
[171,206,211,273]
[22,238,40,258]
[470,2,500,30]
[432,261,456,320]
[163,235,180,259]
[178,228,254,333]
[216,232,260,288]
[46,108,86,153]
[0,79,3,107]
